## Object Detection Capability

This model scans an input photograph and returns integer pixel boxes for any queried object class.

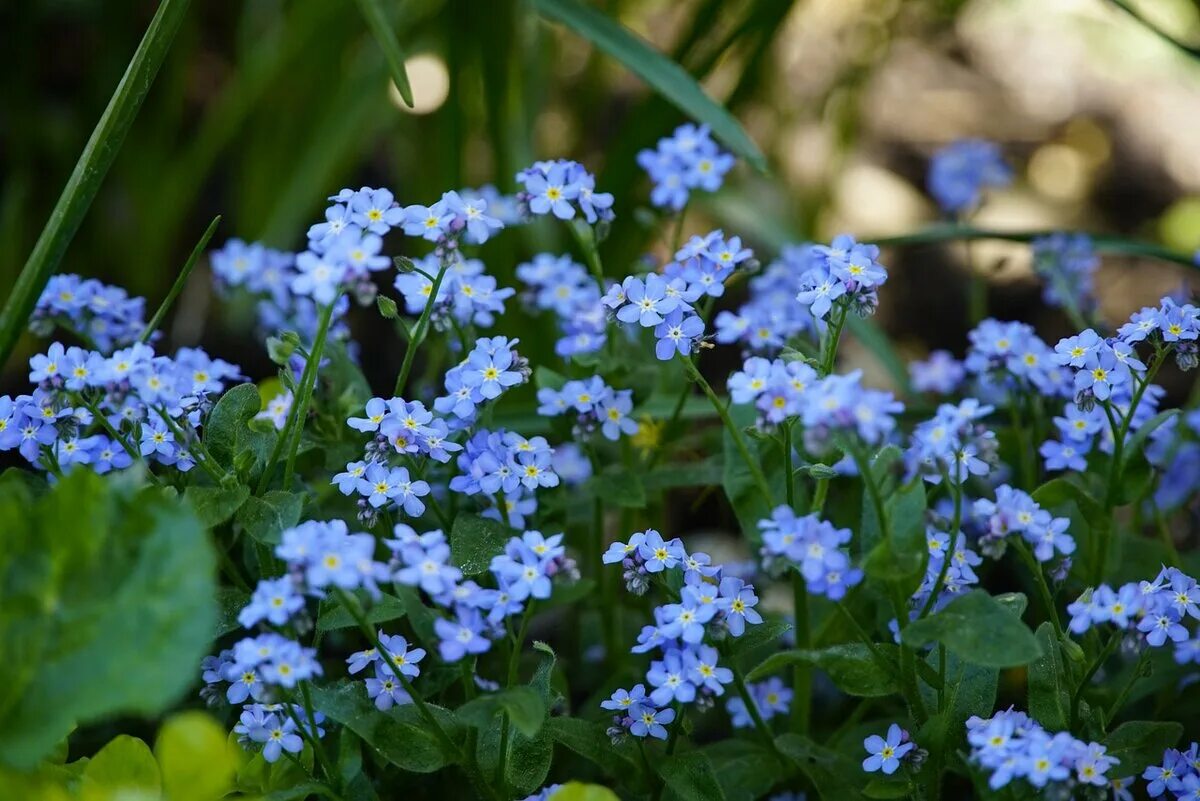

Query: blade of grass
[138,215,221,344]
[869,223,1198,270]
[530,0,767,172]
[0,0,192,371]
[353,0,415,107]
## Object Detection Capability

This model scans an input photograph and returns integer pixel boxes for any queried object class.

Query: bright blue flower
[637,530,685,573]
[239,577,305,628]
[435,607,492,661]
[647,649,696,705]
[629,704,675,740]
[682,645,732,695]
[863,724,914,775]
[653,309,704,360]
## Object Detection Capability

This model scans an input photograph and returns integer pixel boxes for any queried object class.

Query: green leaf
[775,734,867,801]
[0,471,217,769]
[534,366,568,391]
[1103,720,1184,776]
[82,735,161,797]
[215,587,251,637]
[0,0,191,369]
[530,0,766,172]
[586,467,646,508]
[544,717,641,781]
[236,490,304,545]
[1031,476,1104,522]
[901,590,1041,668]
[155,711,239,801]
[701,740,784,801]
[657,750,727,801]
[1027,622,1069,731]
[352,0,414,107]
[747,643,898,697]
[317,593,407,633]
[185,484,251,528]
[205,383,275,480]
[310,680,460,773]
[457,686,547,738]
[450,513,512,576]
[728,616,792,671]
[863,478,927,589]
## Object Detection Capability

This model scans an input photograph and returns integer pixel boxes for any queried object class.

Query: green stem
[1105,650,1150,726]
[394,261,450,395]
[0,0,193,371]
[810,477,830,515]
[722,642,781,757]
[78,396,143,467]
[154,406,227,485]
[1012,539,1065,640]
[570,221,605,286]
[497,603,535,797]
[299,681,339,788]
[681,355,772,505]
[820,303,848,375]
[138,215,221,343]
[282,300,337,489]
[790,570,812,735]
[1096,348,1169,581]
[918,464,962,620]
[333,588,500,798]
[1070,631,1120,728]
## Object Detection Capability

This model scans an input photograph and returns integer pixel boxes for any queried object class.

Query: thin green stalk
[570,221,605,286]
[138,215,221,343]
[282,301,338,488]
[781,421,795,508]
[299,681,339,789]
[810,477,830,515]
[833,601,889,667]
[918,463,962,620]
[651,704,684,801]
[721,642,781,757]
[681,355,772,505]
[1012,539,1064,640]
[820,304,848,376]
[869,224,1198,270]
[338,592,472,767]
[1105,650,1150,727]
[78,396,143,467]
[0,0,193,371]
[394,261,450,395]
[154,406,227,485]
[1095,348,1169,582]
[646,295,716,470]
[497,603,535,797]
[1007,398,1035,490]
[1070,631,1120,728]
[790,570,811,735]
